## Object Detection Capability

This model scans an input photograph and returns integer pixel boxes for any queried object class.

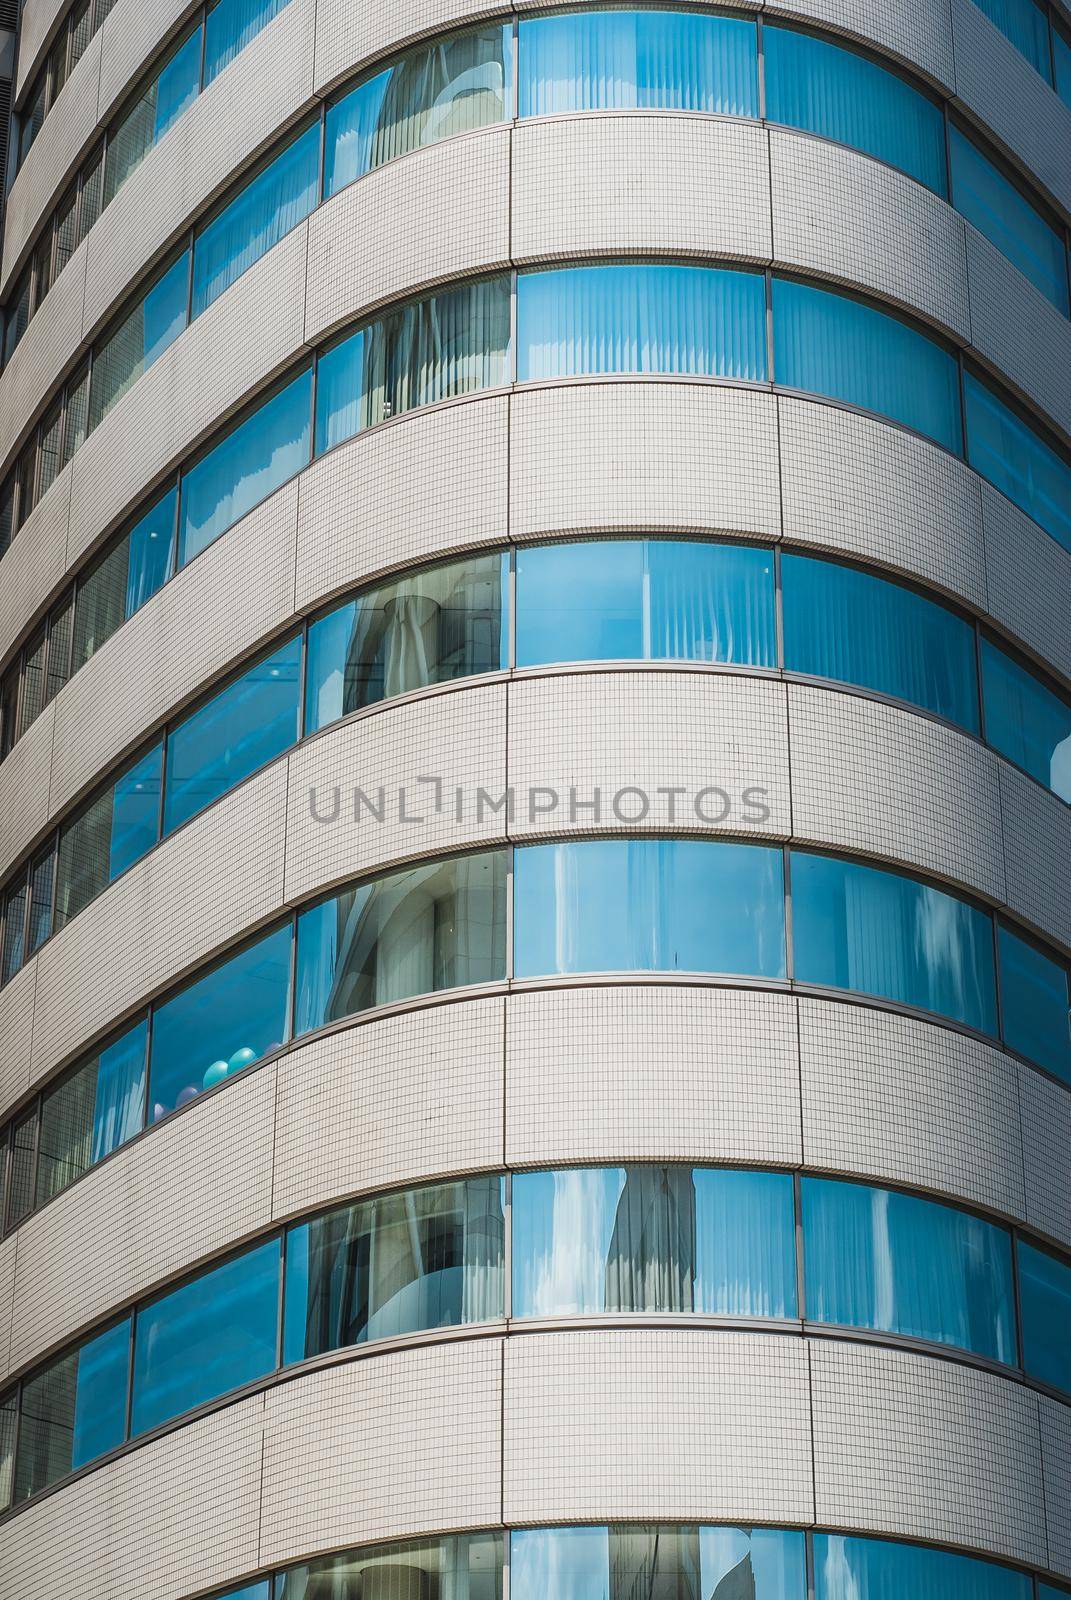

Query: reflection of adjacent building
[606,1165,698,1312]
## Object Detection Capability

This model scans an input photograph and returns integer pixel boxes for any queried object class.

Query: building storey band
[0,0,1069,1596]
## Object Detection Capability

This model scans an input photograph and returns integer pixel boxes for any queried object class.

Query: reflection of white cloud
[914,888,972,1014]
[512,1528,609,1600]
[1051,733,1071,803]
[527,1171,618,1316]
[870,1187,894,1332]
[819,1537,861,1600]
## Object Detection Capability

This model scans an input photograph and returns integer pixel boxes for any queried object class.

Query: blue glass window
[512,1166,796,1319]
[304,555,507,732]
[104,26,202,205]
[162,635,301,833]
[764,25,947,196]
[964,372,1071,551]
[192,121,319,317]
[773,277,962,451]
[280,1534,503,1599]
[54,742,163,927]
[970,0,1053,77]
[515,539,776,668]
[782,554,979,730]
[179,368,312,565]
[998,925,1071,1081]
[314,328,364,454]
[801,1178,1016,1363]
[1019,1241,1071,1393]
[284,1177,505,1361]
[89,251,191,431]
[518,9,758,118]
[814,1533,1031,1600]
[981,637,1071,802]
[512,1527,805,1600]
[73,490,177,672]
[949,128,1069,313]
[148,923,292,1121]
[36,1020,149,1205]
[14,1318,131,1500]
[517,264,768,382]
[1041,1588,1071,1600]
[324,26,513,198]
[131,1239,280,1435]
[295,852,507,1033]
[790,851,999,1035]
[514,839,786,980]
[215,1589,271,1600]
[1055,26,1071,105]
[204,0,291,84]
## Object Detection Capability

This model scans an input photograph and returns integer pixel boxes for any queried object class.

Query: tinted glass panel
[814,1533,1031,1600]
[949,127,1068,312]
[192,122,319,317]
[773,277,962,451]
[514,838,786,980]
[305,555,506,733]
[148,924,291,1121]
[55,743,163,927]
[26,844,55,954]
[72,490,176,672]
[89,250,190,429]
[5,1106,37,1226]
[791,851,998,1034]
[518,263,767,382]
[801,1177,1016,1362]
[284,1177,505,1361]
[512,1526,806,1600]
[36,1021,148,1205]
[0,1390,14,1510]
[279,1533,503,1600]
[765,25,946,195]
[518,9,757,117]
[295,852,507,1032]
[179,368,312,565]
[14,1319,129,1499]
[513,1166,796,1319]
[515,539,776,668]
[324,26,512,197]
[162,635,302,833]
[104,26,202,204]
[1055,26,1071,104]
[998,925,1071,1081]
[970,0,1051,75]
[781,554,979,730]
[205,0,290,83]
[131,1239,280,1434]
[1,879,27,985]
[363,276,511,429]
[964,372,1071,550]
[1018,1241,1071,1393]
[981,637,1071,801]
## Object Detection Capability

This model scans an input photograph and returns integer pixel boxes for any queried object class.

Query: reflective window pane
[518,263,767,383]
[791,851,998,1035]
[36,1021,148,1206]
[782,554,979,731]
[964,372,1071,551]
[72,490,176,672]
[131,1239,280,1434]
[970,0,1052,76]
[0,1389,14,1511]
[26,843,55,954]
[949,127,1069,313]
[981,637,1071,802]
[162,634,302,833]
[518,9,758,118]
[1,878,27,985]
[89,250,190,430]
[516,539,776,669]
[314,328,364,453]
[511,1526,806,1600]
[514,839,786,980]
[14,1319,130,1499]
[512,1166,796,1319]
[284,1177,505,1361]
[148,924,291,1121]
[104,25,202,204]
[801,1177,1016,1363]
[773,277,962,451]
[179,368,312,565]
[1056,25,1071,105]
[998,925,1071,1081]
[363,277,511,428]
[305,555,506,733]
[324,26,512,197]
[192,122,319,317]
[55,742,163,928]
[279,1533,503,1600]
[765,24,946,195]
[296,852,507,1031]
[205,0,291,84]
[814,1533,1031,1600]
[1019,1241,1071,1394]
[5,1105,37,1227]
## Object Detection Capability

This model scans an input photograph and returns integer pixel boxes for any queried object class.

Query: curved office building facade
[0,0,1071,1595]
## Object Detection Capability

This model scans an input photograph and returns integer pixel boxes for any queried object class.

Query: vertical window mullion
[782,845,794,981]
[284,911,298,1047]
[793,1169,805,1321]
[991,911,1006,1047]
[756,14,767,122]
[503,1170,513,1321]
[199,3,209,91]
[123,1311,136,1443]
[773,545,785,672]
[765,268,776,386]
[1010,1229,1027,1373]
